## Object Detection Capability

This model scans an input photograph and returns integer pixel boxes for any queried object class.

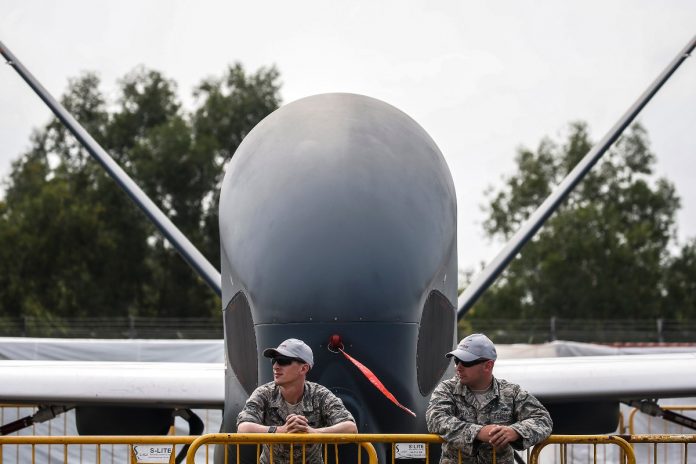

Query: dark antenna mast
[458,34,696,319]
[0,41,222,296]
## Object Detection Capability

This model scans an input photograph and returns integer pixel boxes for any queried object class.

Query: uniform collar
[454,376,499,406]
[270,382,315,412]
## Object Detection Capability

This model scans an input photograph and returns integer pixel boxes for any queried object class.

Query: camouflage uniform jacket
[236,381,355,464]
[426,376,552,464]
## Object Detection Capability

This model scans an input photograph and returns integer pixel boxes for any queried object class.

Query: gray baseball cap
[446,333,497,362]
[263,338,314,368]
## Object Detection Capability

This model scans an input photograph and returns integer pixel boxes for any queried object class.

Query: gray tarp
[0,337,224,362]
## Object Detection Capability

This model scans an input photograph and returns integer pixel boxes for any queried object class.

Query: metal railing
[624,434,696,464]
[628,406,696,435]
[0,432,694,463]
[530,435,636,464]
[185,433,384,464]
[0,435,195,463]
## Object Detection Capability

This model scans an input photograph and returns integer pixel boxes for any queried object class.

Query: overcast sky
[2,1,695,274]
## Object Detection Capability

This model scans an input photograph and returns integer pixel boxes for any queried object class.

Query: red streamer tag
[339,348,416,417]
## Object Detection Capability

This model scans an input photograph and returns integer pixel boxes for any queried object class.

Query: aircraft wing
[0,352,694,408]
[0,360,224,409]
[495,352,696,402]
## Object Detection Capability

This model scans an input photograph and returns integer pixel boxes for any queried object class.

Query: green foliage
[0,64,281,321]
[661,239,696,319]
[468,121,694,322]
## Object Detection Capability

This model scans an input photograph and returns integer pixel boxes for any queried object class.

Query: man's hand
[477,425,520,449]
[279,415,356,434]
[281,414,311,433]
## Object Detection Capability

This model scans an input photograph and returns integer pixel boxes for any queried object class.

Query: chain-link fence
[462,318,696,344]
[0,316,694,342]
[0,316,223,339]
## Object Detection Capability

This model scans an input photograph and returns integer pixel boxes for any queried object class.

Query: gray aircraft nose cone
[220,92,456,323]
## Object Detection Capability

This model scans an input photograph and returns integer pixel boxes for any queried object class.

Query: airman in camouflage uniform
[237,338,357,464]
[426,334,552,464]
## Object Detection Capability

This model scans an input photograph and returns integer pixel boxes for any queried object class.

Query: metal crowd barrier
[530,435,636,464]
[0,435,196,463]
[530,434,696,464]
[184,433,447,464]
[623,434,696,464]
[0,433,694,464]
[628,406,696,435]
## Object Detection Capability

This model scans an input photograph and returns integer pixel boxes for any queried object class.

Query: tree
[0,63,281,323]
[661,239,696,320]
[467,122,685,322]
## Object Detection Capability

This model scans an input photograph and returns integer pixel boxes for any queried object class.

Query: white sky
[1,1,695,274]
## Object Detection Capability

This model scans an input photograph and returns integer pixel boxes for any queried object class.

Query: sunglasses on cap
[453,357,489,367]
[271,357,304,366]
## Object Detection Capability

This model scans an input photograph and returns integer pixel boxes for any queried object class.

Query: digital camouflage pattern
[237,381,355,464]
[426,377,552,464]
